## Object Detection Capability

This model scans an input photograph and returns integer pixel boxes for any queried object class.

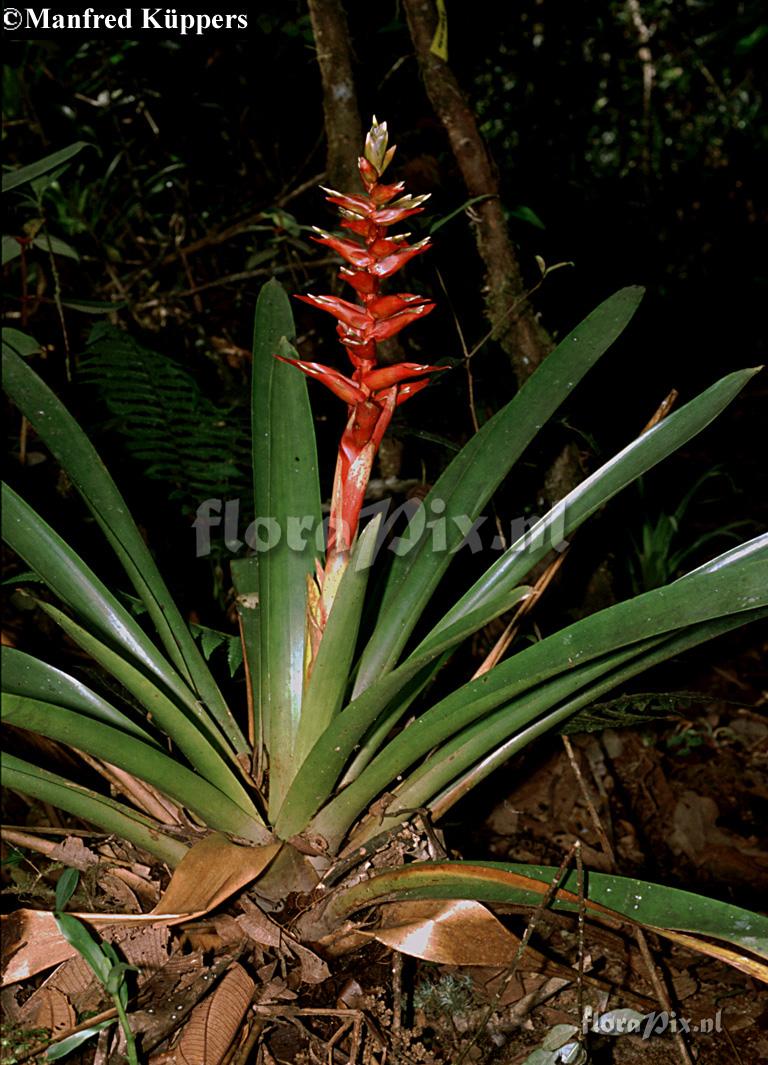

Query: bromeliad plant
[3,119,768,985]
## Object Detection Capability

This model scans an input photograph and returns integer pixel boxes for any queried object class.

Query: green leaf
[275,583,530,838]
[55,912,112,984]
[105,961,138,997]
[429,367,762,635]
[429,194,494,234]
[2,236,22,265]
[46,1020,116,1060]
[353,287,645,697]
[227,636,243,678]
[294,515,381,766]
[31,233,80,260]
[231,555,260,725]
[196,625,227,661]
[507,204,546,229]
[2,345,245,752]
[33,601,261,819]
[735,24,768,53]
[310,554,766,847]
[354,607,767,847]
[2,327,42,357]
[329,860,768,958]
[1,646,159,744]
[55,867,80,912]
[251,280,322,816]
[2,694,266,842]
[1,754,189,865]
[2,141,91,193]
[2,569,42,584]
[1,483,222,733]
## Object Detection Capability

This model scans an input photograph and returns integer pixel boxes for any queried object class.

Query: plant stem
[113,993,139,1065]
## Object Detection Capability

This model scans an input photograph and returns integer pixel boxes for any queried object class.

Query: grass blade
[2,141,91,192]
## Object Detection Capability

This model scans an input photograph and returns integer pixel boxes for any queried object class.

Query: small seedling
[51,868,137,1063]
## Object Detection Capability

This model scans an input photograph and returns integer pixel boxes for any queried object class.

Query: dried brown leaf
[47,835,101,870]
[2,910,81,985]
[1,836,279,986]
[98,872,141,911]
[235,904,330,984]
[105,865,161,908]
[19,986,76,1035]
[77,753,184,824]
[114,924,171,979]
[289,941,331,985]
[19,953,98,1017]
[174,962,255,1065]
[235,905,283,949]
[152,834,280,919]
[371,898,523,966]
[250,842,320,901]
[336,978,365,1010]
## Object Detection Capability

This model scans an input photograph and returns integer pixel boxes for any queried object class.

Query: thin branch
[625,0,656,176]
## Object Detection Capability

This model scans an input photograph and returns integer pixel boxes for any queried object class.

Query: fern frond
[79,324,251,512]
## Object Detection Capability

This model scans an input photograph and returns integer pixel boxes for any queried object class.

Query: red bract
[283,117,444,632]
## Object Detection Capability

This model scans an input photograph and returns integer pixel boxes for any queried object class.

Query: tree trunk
[307,0,364,193]
[402,0,553,383]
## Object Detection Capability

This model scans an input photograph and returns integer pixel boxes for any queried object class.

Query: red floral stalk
[279,118,444,640]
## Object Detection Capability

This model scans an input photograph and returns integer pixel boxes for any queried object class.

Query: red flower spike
[323,188,430,229]
[288,118,445,638]
[368,305,435,342]
[311,231,375,270]
[368,204,428,226]
[274,354,367,406]
[395,379,433,406]
[369,236,401,257]
[368,294,429,318]
[364,116,391,173]
[358,156,379,187]
[362,362,445,391]
[339,268,377,296]
[295,293,370,333]
[369,238,431,279]
[321,189,375,217]
[340,217,377,239]
[371,181,406,205]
